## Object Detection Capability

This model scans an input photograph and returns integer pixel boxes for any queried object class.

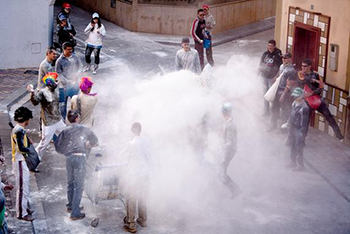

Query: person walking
[119,123,150,233]
[55,41,82,120]
[11,107,35,221]
[175,37,201,74]
[29,73,66,160]
[285,88,310,171]
[297,58,344,140]
[203,4,215,66]
[191,9,207,71]
[83,13,106,75]
[219,103,240,198]
[270,52,297,131]
[69,77,98,128]
[54,110,99,220]
[259,39,283,116]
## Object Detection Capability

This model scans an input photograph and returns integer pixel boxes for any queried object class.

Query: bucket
[203,39,211,49]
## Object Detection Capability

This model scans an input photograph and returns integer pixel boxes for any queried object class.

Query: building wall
[274,0,350,143]
[274,0,350,90]
[75,0,276,35]
[0,0,54,69]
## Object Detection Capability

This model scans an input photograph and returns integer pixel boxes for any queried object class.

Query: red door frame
[292,21,321,71]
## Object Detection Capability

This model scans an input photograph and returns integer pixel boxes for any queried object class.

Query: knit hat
[291,87,304,98]
[92,12,99,19]
[42,72,58,86]
[222,102,233,114]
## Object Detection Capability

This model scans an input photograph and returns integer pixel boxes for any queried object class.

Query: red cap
[203,4,210,9]
[62,3,71,9]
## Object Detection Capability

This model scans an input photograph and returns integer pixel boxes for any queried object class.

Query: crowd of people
[0,3,345,234]
[259,39,344,171]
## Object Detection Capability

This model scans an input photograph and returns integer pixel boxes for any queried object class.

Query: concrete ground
[0,4,349,234]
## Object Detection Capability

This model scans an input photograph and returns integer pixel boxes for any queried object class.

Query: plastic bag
[264,76,281,102]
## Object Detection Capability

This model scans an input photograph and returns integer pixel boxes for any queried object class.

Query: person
[69,77,98,128]
[83,13,107,75]
[55,41,82,120]
[57,14,77,49]
[38,47,57,90]
[119,122,150,233]
[175,37,201,74]
[297,58,344,140]
[203,4,215,66]
[54,110,99,220]
[285,88,310,171]
[57,2,73,31]
[191,9,207,70]
[259,39,283,116]
[219,103,239,198]
[270,52,297,131]
[29,73,66,159]
[11,107,35,221]
[0,155,14,233]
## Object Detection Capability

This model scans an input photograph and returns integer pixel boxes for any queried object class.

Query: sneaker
[123,225,137,233]
[66,205,84,213]
[83,64,91,72]
[70,213,86,220]
[336,134,344,140]
[92,64,98,75]
[18,215,35,222]
[136,218,147,227]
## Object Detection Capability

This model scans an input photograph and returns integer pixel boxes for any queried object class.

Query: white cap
[222,102,233,114]
[92,12,99,19]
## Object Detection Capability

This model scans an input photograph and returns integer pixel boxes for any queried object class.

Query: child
[286,87,310,171]
[11,107,35,221]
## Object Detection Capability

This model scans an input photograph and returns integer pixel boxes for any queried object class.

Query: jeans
[0,190,8,234]
[66,155,86,217]
[271,89,293,127]
[315,101,343,139]
[59,84,79,120]
[205,34,214,67]
[290,127,304,166]
[85,46,101,65]
[262,78,274,114]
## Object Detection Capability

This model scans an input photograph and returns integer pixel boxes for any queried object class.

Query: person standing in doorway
[83,13,107,75]
[203,4,215,66]
[191,9,207,71]
[259,39,283,116]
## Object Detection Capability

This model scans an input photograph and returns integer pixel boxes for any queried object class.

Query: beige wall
[75,0,276,35]
[274,0,350,91]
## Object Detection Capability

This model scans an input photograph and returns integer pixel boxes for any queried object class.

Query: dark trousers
[310,101,343,139]
[66,155,86,217]
[195,41,204,70]
[59,84,79,120]
[205,35,214,66]
[290,127,304,166]
[85,46,101,65]
[271,90,292,127]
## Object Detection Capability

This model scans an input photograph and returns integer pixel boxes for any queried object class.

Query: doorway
[292,22,321,71]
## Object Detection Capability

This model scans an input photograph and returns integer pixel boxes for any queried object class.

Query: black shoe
[18,215,35,222]
[70,213,86,220]
[336,134,344,140]
[123,225,137,233]
[30,169,40,173]
[66,205,84,213]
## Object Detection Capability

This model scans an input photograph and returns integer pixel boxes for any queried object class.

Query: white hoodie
[84,23,106,47]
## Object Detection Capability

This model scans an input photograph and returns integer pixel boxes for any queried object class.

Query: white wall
[0,0,55,69]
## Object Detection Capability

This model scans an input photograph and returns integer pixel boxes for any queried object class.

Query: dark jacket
[55,124,98,155]
[259,48,283,79]
[297,70,323,96]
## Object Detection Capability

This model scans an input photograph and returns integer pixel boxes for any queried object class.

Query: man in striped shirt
[191,9,207,70]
